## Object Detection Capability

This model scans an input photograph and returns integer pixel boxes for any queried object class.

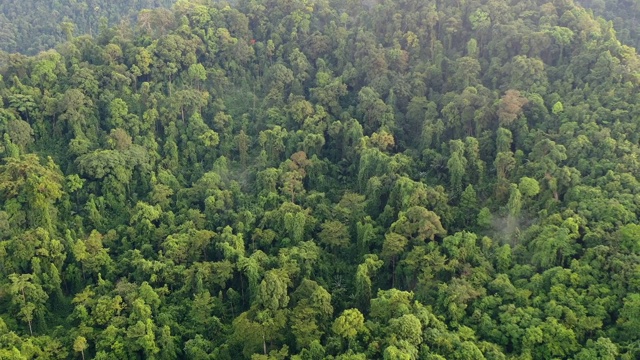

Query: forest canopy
[1,0,640,359]
[0,0,174,54]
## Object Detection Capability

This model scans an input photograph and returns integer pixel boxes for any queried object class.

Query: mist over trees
[0,0,174,54]
[1,0,640,358]
[578,0,640,48]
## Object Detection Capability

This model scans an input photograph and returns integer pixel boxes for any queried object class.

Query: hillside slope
[0,0,174,54]
[1,0,640,358]
[578,0,640,48]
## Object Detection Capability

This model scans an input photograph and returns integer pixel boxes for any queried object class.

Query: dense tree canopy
[1,0,640,358]
[0,0,174,54]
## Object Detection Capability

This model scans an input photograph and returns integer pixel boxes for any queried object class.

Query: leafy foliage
[0,0,640,358]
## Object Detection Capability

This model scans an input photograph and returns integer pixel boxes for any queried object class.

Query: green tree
[447,140,467,194]
[391,206,446,244]
[8,273,48,335]
[382,233,408,287]
[354,254,383,309]
[617,293,640,342]
[0,154,64,231]
[332,309,365,349]
[318,220,350,250]
[73,336,88,360]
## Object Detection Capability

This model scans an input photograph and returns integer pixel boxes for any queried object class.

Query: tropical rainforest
[576,0,640,48]
[1,0,640,358]
[0,0,174,55]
